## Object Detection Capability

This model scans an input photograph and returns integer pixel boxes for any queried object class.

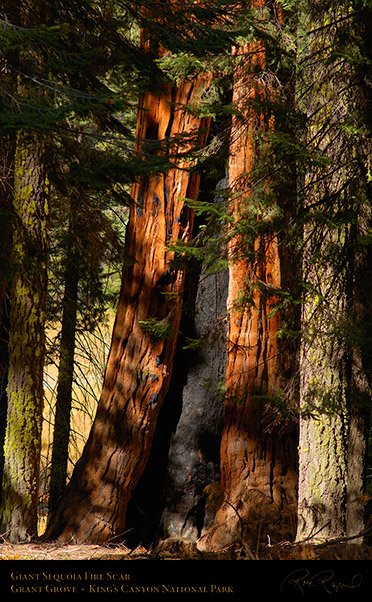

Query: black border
[1,559,370,600]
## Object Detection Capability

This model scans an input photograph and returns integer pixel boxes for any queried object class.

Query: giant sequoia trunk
[0,129,49,542]
[160,260,228,541]
[44,74,210,543]
[198,2,299,552]
[123,170,229,548]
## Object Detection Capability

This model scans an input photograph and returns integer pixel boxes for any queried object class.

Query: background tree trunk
[48,198,80,519]
[44,75,210,544]
[0,129,49,542]
[296,0,371,543]
[0,135,14,503]
[346,1,372,542]
[0,293,10,507]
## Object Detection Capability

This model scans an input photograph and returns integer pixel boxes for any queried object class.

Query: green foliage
[2,0,372,538]
[275,0,298,8]
[156,52,209,85]
[139,316,175,341]
[182,336,206,351]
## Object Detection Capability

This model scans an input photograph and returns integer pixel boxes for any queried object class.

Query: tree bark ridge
[44,75,210,544]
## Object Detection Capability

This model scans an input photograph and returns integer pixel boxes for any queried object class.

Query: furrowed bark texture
[345,3,372,543]
[296,1,371,542]
[0,134,14,499]
[198,2,298,552]
[44,77,210,544]
[0,135,14,330]
[123,172,228,548]
[0,130,49,542]
[0,5,17,321]
[296,2,345,543]
[161,265,228,540]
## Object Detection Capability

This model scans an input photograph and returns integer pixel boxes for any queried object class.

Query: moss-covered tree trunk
[44,73,210,543]
[0,135,14,330]
[345,2,372,541]
[0,7,17,309]
[198,1,299,553]
[296,1,345,543]
[48,199,80,519]
[296,0,371,543]
[0,134,14,505]
[0,129,49,542]
[0,4,18,493]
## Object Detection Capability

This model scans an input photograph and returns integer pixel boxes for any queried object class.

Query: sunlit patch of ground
[0,542,145,561]
[1,539,372,561]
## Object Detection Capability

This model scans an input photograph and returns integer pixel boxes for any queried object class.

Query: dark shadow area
[124,258,202,549]
[0,293,10,505]
[124,134,229,548]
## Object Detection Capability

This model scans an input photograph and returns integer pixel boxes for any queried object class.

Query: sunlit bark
[44,68,210,542]
[0,134,14,500]
[198,1,298,552]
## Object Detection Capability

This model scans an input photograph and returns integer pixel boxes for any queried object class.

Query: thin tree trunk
[44,75,210,544]
[0,129,49,542]
[198,2,299,553]
[48,205,80,519]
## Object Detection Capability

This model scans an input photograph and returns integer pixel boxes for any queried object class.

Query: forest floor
[0,542,148,561]
[1,538,372,561]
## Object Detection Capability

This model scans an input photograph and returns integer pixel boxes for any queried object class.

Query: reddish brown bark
[198,2,298,552]
[44,74,210,543]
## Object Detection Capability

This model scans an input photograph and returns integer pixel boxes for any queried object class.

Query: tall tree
[0,0,53,540]
[0,1,18,499]
[44,46,211,543]
[47,194,82,518]
[296,0,372,542]
[346,0,372,543]
[0,135,14,502]
[198,0,299,553]
[0,135,13,340]
[0,126,50,541]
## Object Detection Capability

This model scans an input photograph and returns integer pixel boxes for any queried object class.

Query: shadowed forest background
[1,0,372,561]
